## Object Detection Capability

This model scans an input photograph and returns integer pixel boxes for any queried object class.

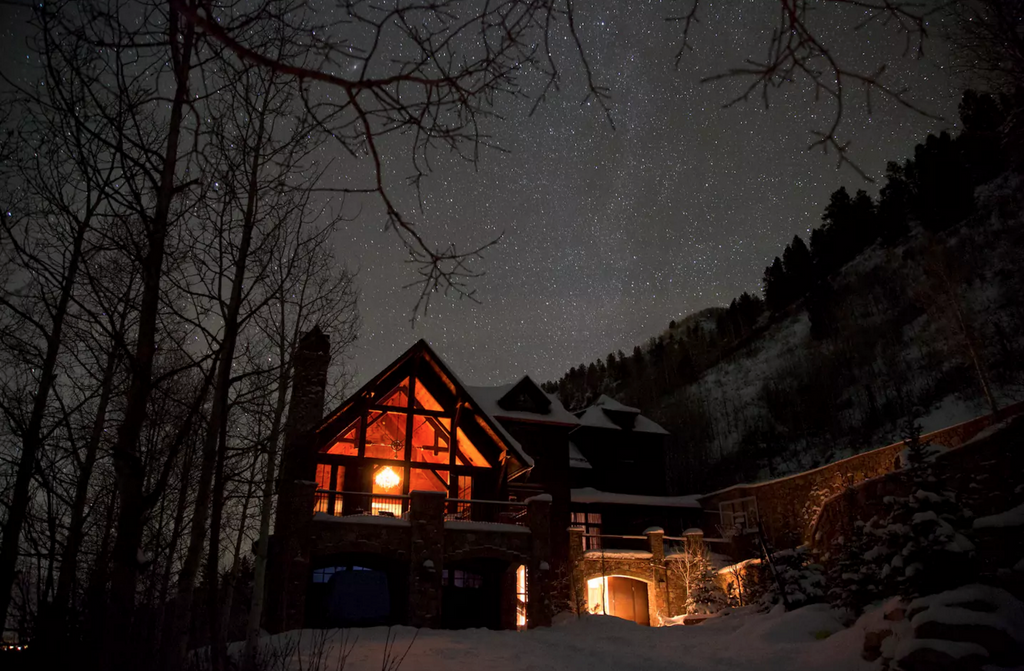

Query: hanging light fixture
[375,466,401,491]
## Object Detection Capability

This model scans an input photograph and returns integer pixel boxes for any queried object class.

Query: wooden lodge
[265,331,704,632]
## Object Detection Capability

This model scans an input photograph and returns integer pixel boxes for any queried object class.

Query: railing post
[526,495,552,628]
[408,490,445,628]
[646,527,667,626]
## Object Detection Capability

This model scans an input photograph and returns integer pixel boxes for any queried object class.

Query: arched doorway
[306,554,407,628]
[586,575,650,626]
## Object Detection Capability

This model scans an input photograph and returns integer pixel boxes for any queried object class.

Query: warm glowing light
[516,565,528,629]
[374,466,401,491]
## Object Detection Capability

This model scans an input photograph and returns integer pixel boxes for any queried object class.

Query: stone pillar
[568,527,586,615]
[266,480,317,632]
[526,496,552,628]
[647,527,668,626]
[408,490,445,628]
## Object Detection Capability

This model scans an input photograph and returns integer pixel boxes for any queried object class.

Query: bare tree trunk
[49,348,118,641]
[950,283,997,413]
[103,7,196,669]
[242,301,292,671]
[215,453,261,650]
[168,75,271,671]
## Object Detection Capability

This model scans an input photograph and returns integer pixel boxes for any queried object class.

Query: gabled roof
[316,340,534,478]
[568,441,592,469]
[465,376,579,427]
[576,394,669,435]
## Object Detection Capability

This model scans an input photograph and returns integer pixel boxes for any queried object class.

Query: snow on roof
[432,360,535,474]
[465,378,579,426]
[576,395,669,435]
[571,487,702,509]
[444,520,530,533]
[592,394,640,413]
[568,441,592,469]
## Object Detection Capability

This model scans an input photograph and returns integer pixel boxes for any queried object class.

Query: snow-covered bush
[827,473,976,616]
[758,546,826,610]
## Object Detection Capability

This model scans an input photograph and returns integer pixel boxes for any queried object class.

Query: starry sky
[0,0,963,389]
[330,1,962,388]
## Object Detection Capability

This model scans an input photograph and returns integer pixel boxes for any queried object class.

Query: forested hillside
[543,90,1024,495]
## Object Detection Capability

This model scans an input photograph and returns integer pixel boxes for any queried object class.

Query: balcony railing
[580,533,650,554]
[313,490,528,526]
[444,498,528,527]
[314,490,410,519]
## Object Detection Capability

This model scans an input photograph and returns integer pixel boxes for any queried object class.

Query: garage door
[607,576,650,626]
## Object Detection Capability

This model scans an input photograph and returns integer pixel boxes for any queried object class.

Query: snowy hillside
[655,173,1024,490]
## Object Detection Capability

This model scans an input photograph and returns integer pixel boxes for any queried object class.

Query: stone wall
[698,402,1024,550]
[268,490,552,632]
[810,413,1024,558]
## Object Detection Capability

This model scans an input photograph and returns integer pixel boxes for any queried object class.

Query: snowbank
[240,604,870,671]
[973,502,1024,529]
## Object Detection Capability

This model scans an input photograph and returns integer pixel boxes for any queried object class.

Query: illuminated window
[327,419,359,456]
[411,415,451,464]
[457,475,472,500]
[315,465,344,516]
[516,565,528,629]
[586,577,609,615]
[365,411,406,460]
[455,428,490,467]
[413,382,443,411]
[379,378,410,408]
[315,464,332,513]
[372,465,403,516]
[571,512,602,550]
[409,467,449,493]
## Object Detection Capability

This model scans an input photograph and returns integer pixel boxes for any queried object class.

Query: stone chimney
[279,325,331,484]
[266,326,330,633]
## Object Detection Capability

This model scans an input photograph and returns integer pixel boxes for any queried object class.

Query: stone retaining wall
[698,402,1024,550]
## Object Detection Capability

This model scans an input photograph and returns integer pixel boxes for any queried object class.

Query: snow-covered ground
[244,606,872,671]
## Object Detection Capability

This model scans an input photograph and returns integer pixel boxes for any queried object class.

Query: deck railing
[314,490,529,526]
[314,490,410,519]
[443,498,529,527]
[580,533,650,553]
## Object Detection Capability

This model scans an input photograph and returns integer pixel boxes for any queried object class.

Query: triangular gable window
[326,418,359,455]
[413,382,443,412]
[379,377,411,408]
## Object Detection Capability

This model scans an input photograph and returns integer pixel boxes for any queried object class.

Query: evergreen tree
[762,256,791,313]
[782,235,814,299]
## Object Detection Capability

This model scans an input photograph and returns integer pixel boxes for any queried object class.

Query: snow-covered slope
[657,173,1024,486]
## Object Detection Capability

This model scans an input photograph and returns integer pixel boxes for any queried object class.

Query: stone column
[266,479,317,632]
[567,527,586,615]
[646,527,667,626]
[526,496,552,628]
[408,490,445,628]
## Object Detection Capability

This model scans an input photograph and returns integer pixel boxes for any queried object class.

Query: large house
[265,331,704,633]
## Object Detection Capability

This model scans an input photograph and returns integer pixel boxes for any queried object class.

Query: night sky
[327,1,961,388]
[0,1,963,389]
